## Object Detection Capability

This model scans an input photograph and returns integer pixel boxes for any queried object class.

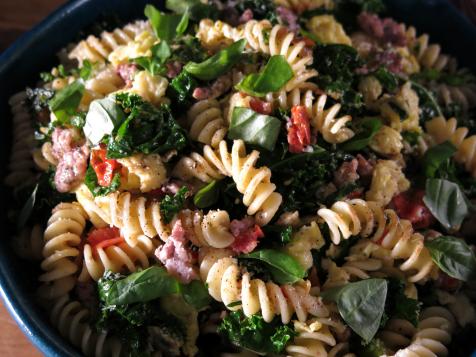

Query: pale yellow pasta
[68,20,151,65]
[307,15,352,46]
[369,125,404,157]
[129,71,169,106]
[283,222,325,270]
[275,0,334,13]
[174,140,282,225]
[199,249,329,323]
[38,202,87,300]
[81,65,125,108]
[187,99,228,148]
[107,30,156,67]
[266,84,355,144]
[286,318,338,357]
[379,318,417,353]
[178,209,235,248]
[359,75,383,106]
[366,160,410,206]
[434,82,476,112]
[425,116,476,177]
[117,153,167,192]
[49,295,123,357]
[196,19,238,51]
[379,82,420,132]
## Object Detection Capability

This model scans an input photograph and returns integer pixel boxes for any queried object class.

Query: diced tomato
[91,145,122,187]
[87,227,123,251]
[346,190,363,199]
[249,97,273,115]
[287,105,312,153]
[231,224,265,254]
[300,36,316,47]
[391,190,435,229]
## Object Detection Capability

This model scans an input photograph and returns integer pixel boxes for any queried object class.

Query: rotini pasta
[187,99,228,148]
[286,318,338,357]
[366,160,410,206]
[274,0,334,13]
[199,249,328,323]
[38,202,88,300]
[117,153,167,193]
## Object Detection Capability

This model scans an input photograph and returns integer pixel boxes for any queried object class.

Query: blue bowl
[0,0,475,356]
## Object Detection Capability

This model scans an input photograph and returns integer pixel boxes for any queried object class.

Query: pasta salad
[5,0,476,356]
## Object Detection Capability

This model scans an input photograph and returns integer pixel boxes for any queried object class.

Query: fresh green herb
[193,180,220,208]
[165,0,218,21]
[83,96,125,145]
[79,60,94,80]
[410,81,442,123]
[236,55,293,97]
[402,131,421,146]
[84,165,121,197]
[322,279,388,343]
[161,186,189,223]
[422,141,457,178]
[240,249,306,284]
[70,112,86,129]
[411,68,475,86]
[218,311,296,354]
[388,101,407,120]
[40,71,55,82]
[423,178,469,231]
[185,40,246,81]
[340,117,382,151]
[373,67,398,92]
[385,278,421,327]
[236,0,278,23]
[168,70,198,106]
[48,80,85,122]
[17,184,38,230]
[228,107,282,151]
[176,11,190,35]
[106,93,188,158]
[170,36,207,64]
[132,41,171,76]
[144,4,184,42]
[359,338,386,357]
[101,266,210,309]
[425,236,476,281]
[280,226,293,244]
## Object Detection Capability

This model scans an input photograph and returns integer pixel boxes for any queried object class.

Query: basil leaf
[153,41,172,64]
[241,249,306,284]
[423,178,469,230]
[181,280,211,310]
[144,4,182,42]
[176,11,190,36]
[322,279,388,343]
[166,0,218,21]
[194,180,220,208]
[228,107,281,151]
[184,40,246,81]
[84,97,125,145]
[17,184,38,230]
[107,266,181,305]
[236,55,293,97]
[340,117,382,151]
[410,81,443,122]
[79,60,93,80]
[48,80,84,122]
[425,236,476,281]
[422,141,457,178]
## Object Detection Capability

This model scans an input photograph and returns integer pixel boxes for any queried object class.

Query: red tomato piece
[231,225,265,254]
[391,191,435,229]
[288,105,311,153]
[249,97,273,115]
[90,146,122,187]
[87,227,121,248]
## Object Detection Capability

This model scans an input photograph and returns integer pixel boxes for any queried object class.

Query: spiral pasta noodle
[38,202,88,300]
[49,295,123,357]
[388,307,455,357]
[286,320,337,357]
[4,91,37,187]
[129,71,169,107]
[187,99,228,148]
[434,82,476,112]
[117,153,167,193]
[199,248,329,324]
[379,318,417,354]
[68,20,150,65]
[174,140,282,225]
[425,116,476,177]
[178,209,235,248]
[266,84,355,144]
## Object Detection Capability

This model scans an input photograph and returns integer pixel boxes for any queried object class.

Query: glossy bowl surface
[0,0,475,356]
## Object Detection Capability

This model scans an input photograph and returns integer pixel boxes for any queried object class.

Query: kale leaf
[168,70,199,107]
[160,186,189,223]
[84,165,121,197]
[236,0,278,23]
[384,278,421,327]
[218,311,296,354]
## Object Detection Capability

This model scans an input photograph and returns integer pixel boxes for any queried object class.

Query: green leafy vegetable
[193,180,220,208]
[322,279,388,343]
[102,266,211,309]
[425,236,476,281]
[176,11,190,35]
[79,60,93,80]
[84,165,121,197]
[161,186,189,223]
[280,226,293,244]
[228,107,281,151]
[384,278,421,327]
[240,249,306,284]
[185,40,246,81]
[48,80,85,122]
[168,70,198,106]
[236,55,293,97]
[412,68,475,86]
[165,0,218,21]
[359,338,386,357]
[340,117,382,151]
[410,81,442,122]
[144,4,183,42]
[132,41,171,76]
[83,96,125,145]
[236,0,278,23]
[17,184,38,230]
[423,178,469,230]
[218,311,296,354]
[373,66,398,92]
[422,141,457,178]
[106,93,188,158]
[402,131,421,146]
